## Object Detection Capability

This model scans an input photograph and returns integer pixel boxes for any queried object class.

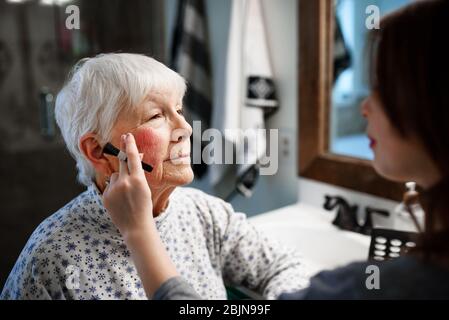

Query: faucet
[323,195,392,235]
[323,195,360,232]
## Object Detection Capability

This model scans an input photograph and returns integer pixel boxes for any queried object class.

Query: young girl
[103,0,449,299]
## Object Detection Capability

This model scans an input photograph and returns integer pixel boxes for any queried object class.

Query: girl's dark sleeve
[153,276,203,300]
[279,262,368,300]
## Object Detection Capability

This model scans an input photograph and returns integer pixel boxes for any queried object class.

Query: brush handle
[141,162,153,173]
[103,142,153,173]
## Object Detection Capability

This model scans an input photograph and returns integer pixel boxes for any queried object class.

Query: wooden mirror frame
[297,0,403,201]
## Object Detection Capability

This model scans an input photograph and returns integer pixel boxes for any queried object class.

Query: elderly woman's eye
[149,114,162,121]
[177,109,184,116]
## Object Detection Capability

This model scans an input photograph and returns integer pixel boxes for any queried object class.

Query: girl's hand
[102,133,154,238]
[101,133,179,298]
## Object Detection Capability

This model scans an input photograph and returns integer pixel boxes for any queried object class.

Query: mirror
[330,0,411,160]
[298,0,403,201]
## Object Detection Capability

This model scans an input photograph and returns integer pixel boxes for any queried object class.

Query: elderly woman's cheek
[132,128,165,166]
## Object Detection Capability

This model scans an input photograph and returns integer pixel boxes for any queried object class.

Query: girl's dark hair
[368,0,449,261]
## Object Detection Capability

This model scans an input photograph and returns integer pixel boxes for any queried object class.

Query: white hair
[55,53,187,186]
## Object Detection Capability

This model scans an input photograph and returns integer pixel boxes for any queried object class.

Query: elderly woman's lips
[165,153,191,161]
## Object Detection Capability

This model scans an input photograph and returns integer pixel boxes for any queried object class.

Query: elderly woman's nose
[171,121,192,142]
[171,128,190,142]
[176,114,192,133]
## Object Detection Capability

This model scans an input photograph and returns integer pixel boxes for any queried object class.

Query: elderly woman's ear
[79,133,114,178]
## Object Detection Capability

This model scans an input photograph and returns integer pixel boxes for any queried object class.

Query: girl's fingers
[119,134,129,178]
[110,172,119,184]
[125,133,144,175]
[104,172,119,194]
[103,179,111,194]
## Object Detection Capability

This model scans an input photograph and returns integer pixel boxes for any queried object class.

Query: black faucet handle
[360,207,391,235]
[323,195,360,232]
[323,195,350,211]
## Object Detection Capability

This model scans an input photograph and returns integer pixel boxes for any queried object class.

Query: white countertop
[249,202,371,274]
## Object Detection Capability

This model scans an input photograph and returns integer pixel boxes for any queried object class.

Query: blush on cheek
[133,128,163,165]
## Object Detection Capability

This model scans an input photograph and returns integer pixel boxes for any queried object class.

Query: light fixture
[39,0,73,6]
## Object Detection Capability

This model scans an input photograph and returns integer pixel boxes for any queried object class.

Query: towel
[210,0,278,199]
[171,0,213,178]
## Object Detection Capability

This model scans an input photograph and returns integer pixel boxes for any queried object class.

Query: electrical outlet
[278,128,295,164]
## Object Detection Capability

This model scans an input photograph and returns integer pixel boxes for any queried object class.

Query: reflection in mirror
[330,0,411,160]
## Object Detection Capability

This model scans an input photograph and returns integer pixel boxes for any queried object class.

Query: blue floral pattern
[1,184,311,300]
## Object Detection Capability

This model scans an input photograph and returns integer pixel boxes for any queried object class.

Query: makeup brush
[102,142,153,173]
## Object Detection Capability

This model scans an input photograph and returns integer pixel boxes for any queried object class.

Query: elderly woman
[1,53,310,300]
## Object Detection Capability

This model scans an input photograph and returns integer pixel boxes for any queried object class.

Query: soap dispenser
[392,182,425,233]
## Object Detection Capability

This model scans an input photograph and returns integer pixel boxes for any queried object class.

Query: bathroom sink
[249,203,371,274]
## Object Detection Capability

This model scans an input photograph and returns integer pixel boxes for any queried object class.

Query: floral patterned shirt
[1,184,310,300]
